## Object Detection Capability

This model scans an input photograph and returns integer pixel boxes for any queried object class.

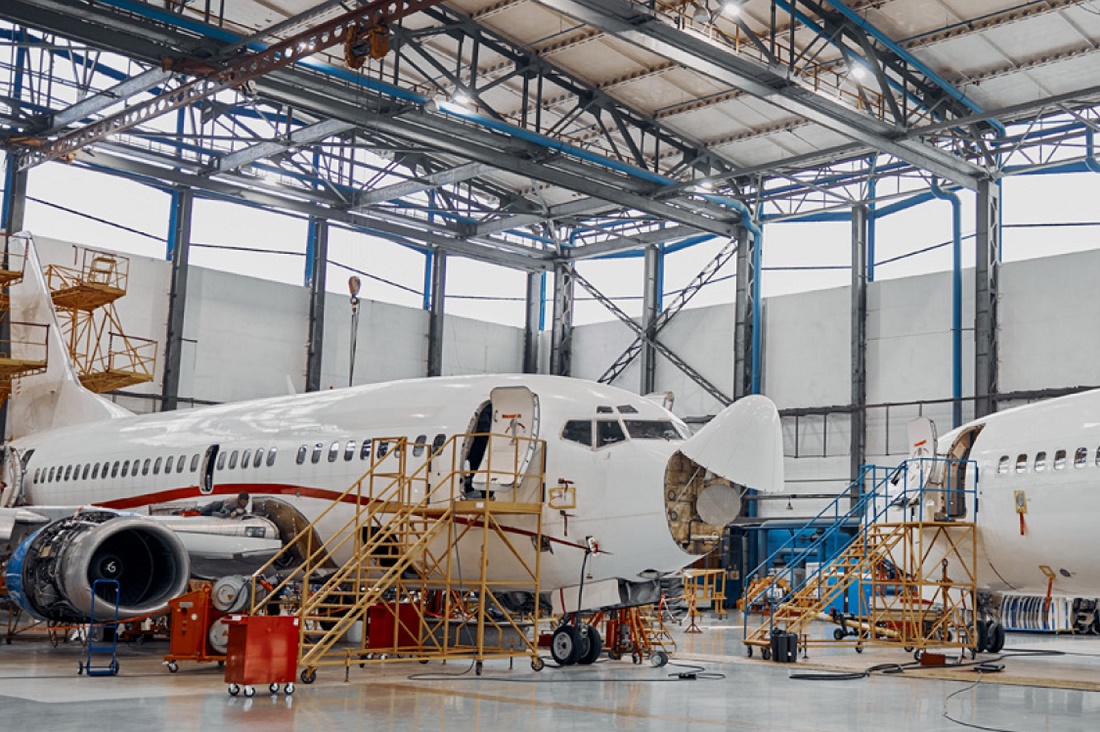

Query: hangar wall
[31,236,523,410]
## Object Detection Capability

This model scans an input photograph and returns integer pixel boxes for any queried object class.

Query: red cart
[223,615,300,697]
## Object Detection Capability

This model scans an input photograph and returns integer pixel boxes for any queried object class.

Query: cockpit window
[596,405,614,414]
[562,420,592,447]
[596,420,627,448]
[623,420,681,440]
[617,405,638,414]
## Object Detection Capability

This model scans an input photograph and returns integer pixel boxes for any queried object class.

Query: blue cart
[79,579,120,676]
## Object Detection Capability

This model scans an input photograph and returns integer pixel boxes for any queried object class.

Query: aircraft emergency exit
[0,234,785,651]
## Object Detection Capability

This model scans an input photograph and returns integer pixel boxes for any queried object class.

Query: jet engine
[4,510,190,622]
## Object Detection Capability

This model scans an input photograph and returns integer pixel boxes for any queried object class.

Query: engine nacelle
[4,510,190,622]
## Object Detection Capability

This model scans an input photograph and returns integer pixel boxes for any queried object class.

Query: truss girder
[597,234,738,386]
[573,269,731,406]
[534,0,986,190]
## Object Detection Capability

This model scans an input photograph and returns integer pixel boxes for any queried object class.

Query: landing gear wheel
[975,619,990,653]
[284,683,294,695]
[761,647,772,661]
[475,661,483,676]
[531,657,545,672]
[269,683,280,694]
[166,661,179,673]
[550,625,582,666]
[833,628,847,641]
[300,668,317,685]
[243,685,255,698]
[649,650,669,668]
[578,625,603,665]
[228,684,240,697]
[986,622,1006,653]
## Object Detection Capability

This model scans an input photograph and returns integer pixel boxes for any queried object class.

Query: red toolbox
[368,602,421,651]
[223,615,299,697]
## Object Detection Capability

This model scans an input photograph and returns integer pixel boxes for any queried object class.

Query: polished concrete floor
[2,613,1098,731]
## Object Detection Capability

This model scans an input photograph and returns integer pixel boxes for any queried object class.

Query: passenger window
[562,420,593,447]
[91,463,99,480]
[296,445,308,465]
[216,451,227,470]
[1075,448,1088,468]
[1054,449,1067,470]
[82,464,90,480]
[189,454,200,472]
[360,439,372,460]
[328,441,340,463]
[344,441,357,461]
[228,450,239,470]
[1034,452,1047,472]
[253,449,264,468]
[997,456,1009,475]
[377,441,390,459]
[1015,454,1027,474]
[413,435,427,457]
[48,466,55,482]
[241,449,251,468]
[432,433,446,454]
[64,465,72,481]
[33,468,40,484]
[312,443,323,464]
[121,460,130,478]
[153,457,162,475]
[164,455,174,474]
[103,461,111,477]
[266,448,277,467]
[597,420,627,448]
[142,458,151,476]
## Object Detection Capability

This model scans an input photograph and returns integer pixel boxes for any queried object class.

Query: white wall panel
[763,287,850,409]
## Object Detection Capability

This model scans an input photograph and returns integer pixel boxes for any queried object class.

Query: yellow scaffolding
[251,431,547,680]
[45,248,156,393]
[0,235,48,407]
[744,520,978,657]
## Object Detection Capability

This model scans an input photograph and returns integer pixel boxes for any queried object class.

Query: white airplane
[0,234,785,663]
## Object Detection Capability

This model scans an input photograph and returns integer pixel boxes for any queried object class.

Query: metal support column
[732,226,753,400]
[161,187,193,411]
[975,178,1000,418]
[427,249,446,377]
[851,205,869,488]
[2,154,28,233]
[640,245,662,395]
[549,262,575,377]
[305,217,328,392]
[522,270,541,374]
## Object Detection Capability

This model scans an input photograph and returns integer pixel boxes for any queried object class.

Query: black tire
[550,625,582,666]
[833,628,847,641]
[761,647,772,661]
[300,668,317,684]
[578,625,602,665]
[986,622,1006,653]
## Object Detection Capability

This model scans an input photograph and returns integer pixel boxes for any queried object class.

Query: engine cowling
[4,510,190,622]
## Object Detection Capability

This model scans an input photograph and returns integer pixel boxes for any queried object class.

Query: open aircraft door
[1,445,24,507]
[473,386,541,497]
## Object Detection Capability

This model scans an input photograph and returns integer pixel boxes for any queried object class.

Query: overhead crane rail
[743,458,980,659]
[250,431,547,680]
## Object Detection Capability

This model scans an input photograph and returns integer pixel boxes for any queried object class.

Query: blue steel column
[161,187,193,411]
[851,204,868,489]
[975,179,1000,418]
[732,226,753,400]
[931,181,963,427]
[640,244,663,395]
[305,217,329,392]
[522,270,541,374]
[426,249,446,377]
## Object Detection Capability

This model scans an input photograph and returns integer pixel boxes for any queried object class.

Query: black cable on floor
[941,673,1019,732]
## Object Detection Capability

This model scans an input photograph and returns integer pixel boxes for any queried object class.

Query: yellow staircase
[743,460,979,658]
[0,234,48,408]
[251,432,547,680]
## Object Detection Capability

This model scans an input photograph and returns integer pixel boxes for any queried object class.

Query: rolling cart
[79,579,120,676]
[224,614,299,697]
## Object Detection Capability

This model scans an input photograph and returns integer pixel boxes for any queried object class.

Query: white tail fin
[7,232,131,438]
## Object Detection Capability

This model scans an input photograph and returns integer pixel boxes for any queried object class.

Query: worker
[199,491,250,518]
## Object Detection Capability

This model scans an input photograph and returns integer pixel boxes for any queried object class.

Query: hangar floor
[2,614,1098,731]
